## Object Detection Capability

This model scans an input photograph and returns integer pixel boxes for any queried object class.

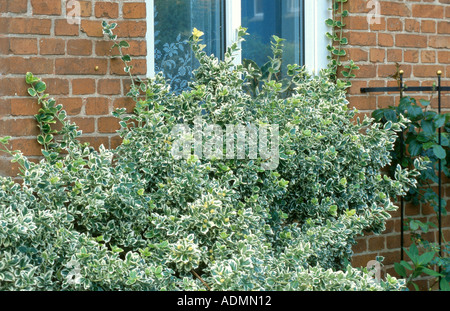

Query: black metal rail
[360,70,447,289]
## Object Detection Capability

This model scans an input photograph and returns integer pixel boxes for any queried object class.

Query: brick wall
[341,0,450,290]
[0,0,449,290]
[0,0,146,176]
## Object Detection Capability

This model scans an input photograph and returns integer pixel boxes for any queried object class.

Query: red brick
[380,2,410,16]
[370,17,386,31]
[438,51,450,64]
[81,20,104,37]
[78,1,92,17]
[97,79,122,95]
[110,135,123,149]
[3,18,52,35]
[396,34,427,48]
[95,40,147,57]
[39,38,65,55]
[114,21,147,38]
[421,51,436,63]
[45,78,70,95]
[95,2,119,19]
[0,37,9,55]
[55,58,107,75]
[67,39,93,56]
[345,16,368,30]
[69,117,95,133]
[347,80,367,95]
[378,33,393,47]
[72,79,96,95]
[354,64,376,78]
[352,238,367,253]
[378,64,411,78]
[6,57,53,75]
[438,21,450,34]
[98,117,120,133]
[421,20,436,33]
[78,136,109,150]
[404,50,419,63]
[414,65,445,78]
[0,78,28,96]
[57,98,83,115]
[370,48,385,63]
[343,48,368,62]
[85,97,110,115]
[412,4,444,18]
[113,97,135,113]
[344,0,370,13]
[0,118,39,136]
[347,96,376,110]
[110,58,147,76]
[31,0,61,15]
[368,236,385,251]
[55,19,79,36]
[0,98,11,116]
[387,18,402,32]
[387,49,402,62]
[347,32,376,46]
[123,3,147,19]
[351,254,377,268]
[11,138,42,156]
[9,38,38,55]
[0,0,27,13]
[404,19,420,33]
[10,98,40,116]
[428,36,450,49]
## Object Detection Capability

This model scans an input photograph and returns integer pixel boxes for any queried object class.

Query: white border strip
[225,0,242,65]
[304,0,331,75]
[146,0,155,78]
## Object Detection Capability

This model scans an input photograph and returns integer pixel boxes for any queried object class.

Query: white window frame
[146,0,331,77]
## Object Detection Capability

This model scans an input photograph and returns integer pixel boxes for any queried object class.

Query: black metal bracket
[361,86,450,93]
[360,70,447,289]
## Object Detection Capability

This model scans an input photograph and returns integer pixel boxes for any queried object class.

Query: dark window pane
[154,0,224,92]
[241,0,304,69]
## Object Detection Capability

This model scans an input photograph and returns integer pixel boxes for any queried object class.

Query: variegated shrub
[0,26,424,291]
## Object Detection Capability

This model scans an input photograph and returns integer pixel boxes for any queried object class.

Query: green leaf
[421,120,434,135]
[434,114,446,129]
[421,267,442,277]
[417,252,435,266]
[44,134,53,144]
[432,144,446,159]
[384,109,397,122]
[325,18,335,27]
[119,41,130,48]
[121,55,132,62]
[35,81,46,93]
[372,109,385,121]
[37,135,45,145]
[408,139,422,157]
[419,99,430,107]
[440,278,450,291]
[407,105,423,120]
[405,244,419,262]
[28,88,37,97]
[394,262,407,277]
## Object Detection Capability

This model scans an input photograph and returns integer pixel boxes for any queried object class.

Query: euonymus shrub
[0,26,424,290]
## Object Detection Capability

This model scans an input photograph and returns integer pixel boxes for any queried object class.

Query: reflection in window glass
[241,0,304,69]
[154,0,224,92]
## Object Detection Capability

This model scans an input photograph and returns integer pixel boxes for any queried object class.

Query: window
[146,0,330,90]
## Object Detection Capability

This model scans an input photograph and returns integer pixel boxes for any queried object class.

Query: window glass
[154,0,224,92]
[241,0,304,68]
[152,0,304,91]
